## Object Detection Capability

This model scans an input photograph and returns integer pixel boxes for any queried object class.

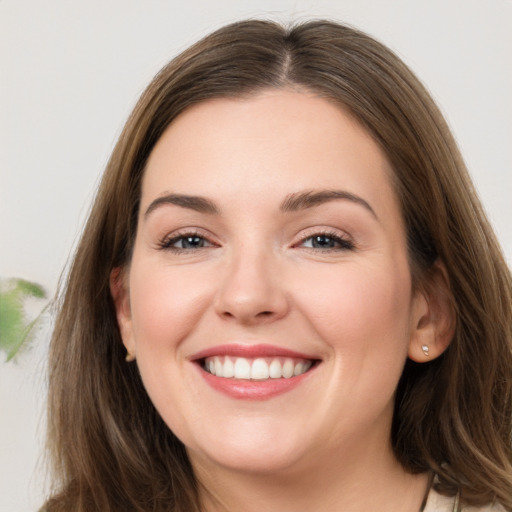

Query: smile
[191,344,320,400]
[203,356,313,380]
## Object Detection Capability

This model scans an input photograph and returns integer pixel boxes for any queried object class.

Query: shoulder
[424,488,506,512]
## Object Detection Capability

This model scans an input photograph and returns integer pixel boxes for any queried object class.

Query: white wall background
[0,1,510,510]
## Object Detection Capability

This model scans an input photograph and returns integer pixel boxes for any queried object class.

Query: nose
[214,247,289,325]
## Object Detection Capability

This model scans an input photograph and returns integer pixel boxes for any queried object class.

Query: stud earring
[421,345,430,357]
[125,351,136,362]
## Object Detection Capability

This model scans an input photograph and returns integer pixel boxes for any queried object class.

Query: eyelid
[157,227,220,251]
[155,226,355,252]
[292,227,355,251]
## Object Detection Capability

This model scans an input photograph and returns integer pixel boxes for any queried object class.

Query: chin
[184,420,312,476]
[191,444,305,476]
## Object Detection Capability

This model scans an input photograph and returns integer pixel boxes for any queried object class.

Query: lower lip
[196,364,316,400]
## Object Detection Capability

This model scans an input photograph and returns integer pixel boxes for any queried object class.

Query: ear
[110,267,136,358]
[408,261,456,362]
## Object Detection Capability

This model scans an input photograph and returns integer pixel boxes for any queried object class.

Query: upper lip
[189,344,319,361]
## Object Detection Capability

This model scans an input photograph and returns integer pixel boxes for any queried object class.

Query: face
[114,89,429,476]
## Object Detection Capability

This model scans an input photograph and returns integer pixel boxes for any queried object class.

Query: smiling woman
[43,20,512,512]
[115,92,421,476]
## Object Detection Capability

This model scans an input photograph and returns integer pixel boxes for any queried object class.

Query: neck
[191,439,430,512]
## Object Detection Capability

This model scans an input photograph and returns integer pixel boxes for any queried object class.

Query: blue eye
[176,236,208,249]
[160,233,212,251]
[301,234,354,250]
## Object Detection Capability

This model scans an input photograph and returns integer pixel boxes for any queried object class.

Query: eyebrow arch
[144,193,219,217]
[281,189,378,219]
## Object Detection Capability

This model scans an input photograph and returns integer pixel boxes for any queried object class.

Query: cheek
[126,260,211,438]
[298,262,413,358]
[128,261,212,353]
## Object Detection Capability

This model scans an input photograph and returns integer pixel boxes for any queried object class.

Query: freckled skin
[114,90,429,509]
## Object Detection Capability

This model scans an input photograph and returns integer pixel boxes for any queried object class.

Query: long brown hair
[43,20,512,511]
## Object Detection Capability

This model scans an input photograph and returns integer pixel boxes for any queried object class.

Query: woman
[43,20,512,512]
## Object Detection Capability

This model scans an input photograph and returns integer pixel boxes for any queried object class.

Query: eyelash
[296,230,355,252]
[158,230,214,252]
[157,229,355,253]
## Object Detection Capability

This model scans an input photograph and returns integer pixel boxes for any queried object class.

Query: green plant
[0,277,47,361]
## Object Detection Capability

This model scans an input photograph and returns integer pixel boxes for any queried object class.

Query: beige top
[423,488,506,512]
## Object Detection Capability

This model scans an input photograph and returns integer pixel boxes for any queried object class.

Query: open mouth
[191,345,321,399]
[201,356,317,380]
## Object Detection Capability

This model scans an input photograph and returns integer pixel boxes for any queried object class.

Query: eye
[159,232,214,252]
[299,232,354,251]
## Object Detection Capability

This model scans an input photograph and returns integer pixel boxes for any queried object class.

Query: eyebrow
[144,193,219,217]
[144,189,377,219]
[281,190,377,219]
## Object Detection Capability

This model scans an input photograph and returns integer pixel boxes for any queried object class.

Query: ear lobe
[408,261,456,363]
[110,267,135,355]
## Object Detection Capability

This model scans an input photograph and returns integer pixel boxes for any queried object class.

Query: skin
[113,89,451,511]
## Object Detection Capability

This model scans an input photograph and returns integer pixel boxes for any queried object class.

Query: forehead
[141,89,400,222]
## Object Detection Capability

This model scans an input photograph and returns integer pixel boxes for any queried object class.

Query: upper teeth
[204,356,313,380]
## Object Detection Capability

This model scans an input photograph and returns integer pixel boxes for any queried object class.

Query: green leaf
[0,291,25,352]
[0,277,48,360]
[14,278,46,299]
